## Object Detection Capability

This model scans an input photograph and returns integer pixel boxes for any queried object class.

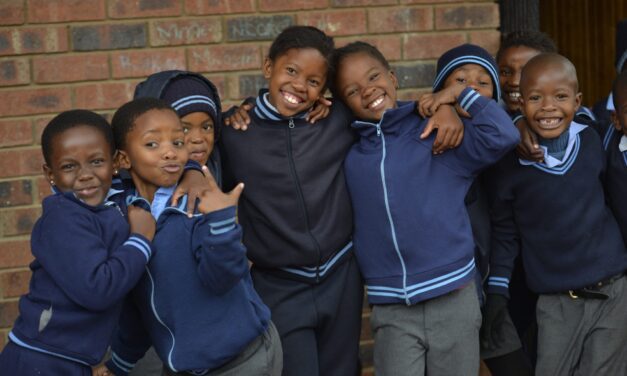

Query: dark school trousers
[0,341,92,376]
[251,254,364,376]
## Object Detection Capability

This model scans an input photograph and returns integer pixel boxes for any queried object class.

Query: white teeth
[283,92,300,104]
[539,118,560,126]
[508,92,520,99]
[369,96,384,109]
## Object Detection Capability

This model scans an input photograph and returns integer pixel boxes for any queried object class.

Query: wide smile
[536,117,563,130]
[367,94,386,111]
[281,90,305,107]
[506,91,520,102]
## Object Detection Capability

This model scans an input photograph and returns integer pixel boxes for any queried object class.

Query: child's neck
[129,171,159,203]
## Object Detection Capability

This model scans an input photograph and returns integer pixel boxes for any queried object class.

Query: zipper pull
[289,118,295,129]
[376,125,381,136]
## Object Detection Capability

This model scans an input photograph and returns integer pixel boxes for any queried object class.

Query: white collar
[519,121,587,168]
[619,135,627,153]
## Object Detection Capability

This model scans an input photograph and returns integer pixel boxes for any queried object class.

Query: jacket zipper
[376,123,410,304]
[286,118,322,281]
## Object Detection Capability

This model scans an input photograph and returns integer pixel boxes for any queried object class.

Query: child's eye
[556,93,568,100]
[529,95,540,101]
[182,126,190,134]
[145,142,158,148]
[91,158,105,166]
[369,73,380,81]
[202,123,214,132]
[500,69,511,77]
[345,88,358,97]
[479,81,490,87]
[308,79,320,87]
[456,77,466,84]
[61,163,75,171]
[173,140,185,147]
[286,67,296,75]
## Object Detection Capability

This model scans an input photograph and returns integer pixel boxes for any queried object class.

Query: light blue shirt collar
[150,185,175,219]
[519,121,587,168]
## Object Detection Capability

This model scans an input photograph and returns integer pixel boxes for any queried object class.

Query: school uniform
[105,187,278,376]
[219,90,363,376]
[598,123,627,244]
[345,88,519,376]
[0,188,151,375]
[487,122,627,375]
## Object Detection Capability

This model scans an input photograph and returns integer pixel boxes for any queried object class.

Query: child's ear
[575,92,583,108]
[611,110,621,131]
[389,70,398,89]
[116,150,131,170]
[262,58,273,79]
[112,151,121,173]
[42,164,54,185]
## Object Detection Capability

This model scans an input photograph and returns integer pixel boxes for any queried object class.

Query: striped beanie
[432,43,500,101]
[162,76,218,122]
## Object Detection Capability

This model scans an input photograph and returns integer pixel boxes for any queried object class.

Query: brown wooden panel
[539,0,627,107]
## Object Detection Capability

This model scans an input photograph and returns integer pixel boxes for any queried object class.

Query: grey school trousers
[163,321,282,376]
[536,275,627,376]
[370,281,482,376]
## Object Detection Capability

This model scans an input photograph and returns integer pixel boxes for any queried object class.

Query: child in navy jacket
[486,53,627,375]
[330,41,519,376]
[0,110,155,375]
[101,98,280,376]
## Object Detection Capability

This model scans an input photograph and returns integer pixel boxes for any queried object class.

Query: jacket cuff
[458,87,490,115]
[486,275,511,298]
[124,233,153,262]
[183,159,203,173]
[106,353,134,376]
[203,206,237,235]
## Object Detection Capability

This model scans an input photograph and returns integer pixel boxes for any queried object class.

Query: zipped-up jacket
[346,88,519,305]
[219,90,356,282]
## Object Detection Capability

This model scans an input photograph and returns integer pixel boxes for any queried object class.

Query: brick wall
[0,0,500,372]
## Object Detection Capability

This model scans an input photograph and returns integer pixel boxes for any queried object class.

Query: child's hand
[92,364,112,376]
[172,166,211,217]
[305,97,332,123]
[128,205,156,241]
[224,102,254,131]
[418,85,464,118]
[515,117,544,162]
[420,104,464,154]
[197,173,244,214]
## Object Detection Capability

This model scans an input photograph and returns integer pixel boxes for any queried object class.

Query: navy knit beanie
[432,44,500,101]
[616,19,627,73]
[162,76,218,123]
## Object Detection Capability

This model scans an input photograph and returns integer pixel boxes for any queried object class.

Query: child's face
[611,86,627,136]
[443,63,493,99]
[335,52,398,122]
[263,48,327,117]
[181,111,214,165]
[498,46,541,112]
[118,109,188,198]
[520,65,582,139]
[43,125,114,207]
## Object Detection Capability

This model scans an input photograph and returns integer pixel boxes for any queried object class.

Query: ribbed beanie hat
[162,76,218,122]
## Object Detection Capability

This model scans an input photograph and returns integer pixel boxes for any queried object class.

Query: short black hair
[328,41,390,98]
[111,97,175,150]
[41,109,114,165]
[268,25,335,63]
[496,30,557,62]
[612,69,627,110]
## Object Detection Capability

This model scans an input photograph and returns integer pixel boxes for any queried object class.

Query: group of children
[1,21,627,376]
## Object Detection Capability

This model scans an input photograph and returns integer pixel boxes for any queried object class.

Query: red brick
[0,300,19,327]
[27,0,105,23]
[0,87,71,116]
[72,23,147,51]
[0,240,33,269]
[369,7,433,33]
[0,179,33,207]
[205,75,226,99]
[0,149,43,179]
[150,18,222,47]
[2,208,41,236]
[0,26,68,56]
[0,270,31,298]
[0,330,6,350]
[33,54,109,84]
[188,44,261,73]
[469,29,501,55]
[0,57,29,86]
[35,176,52,203]
[0,119,31,147]
[297,10,367,36]
[259,0,327,12]
[184,0,254,15]
[73,82,135,111]
[0,0,25,25]
[435,4,499,30]
[109,0,180,19]
[404,32,466,60]
[33,116,54,145]
[332,0,396,6]
[337,35,402,61]
[111,49,185,79]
